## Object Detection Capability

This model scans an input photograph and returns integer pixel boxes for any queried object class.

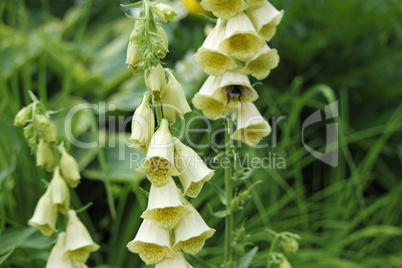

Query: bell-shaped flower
[145,63,166,103]
[60,150,81,188]
[155,25,169,59]
[193,19,238,76]
[50,167,70,214]
[63,210,100,263]
[241,44,279,80]
[45,121,58,145]
[127,220,175,265]
[246,0,284,41]
[28,188,58,237]
[14,104,32,126]
[200,0,248,20]
[126,41,143,74]
[46,232,88,268]
[136,119,180,187]
[36,139,54,172]
[173,201,215,255]
[219,12,265,61]
[192,76,227,120]
[155,251,193,268]
[130,93,155,153]
[232,102,271,146]
[163,72,192,123]
[174,138,214,198]
[154,3,178,23]
[141,177,191,229]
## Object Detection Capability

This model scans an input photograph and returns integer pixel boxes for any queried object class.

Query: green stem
[224,117,233,266]
[266,232,293,268]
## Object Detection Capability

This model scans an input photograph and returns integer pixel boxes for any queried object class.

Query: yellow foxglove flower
[60,150,81,188]
[174,138,214,198]
[14,105,32,126]
[193,19,238,76]
[182,0,207,17]
[45,121,58,145]
[130,93,155,153]
[28,188,58,237]
[127,220,175,265]
[154,3,178,23]
[219,12,265,61]
[136,119,180,187]
[46,232,88,268]
[241,44,279,80]
[36,139,54,172]
[232,102,271,146]
[50,167,70,214]
[192,75,227,120]
[163,72,192,123]
[155,251,193,268]
[246,0,284,41]
[156,25,169,59]
[141,177,191,229]
[173,201,215,254]
[126,41,143,74]
[64,210,100,263]
[200,0,249,20]
[145,63,166,103]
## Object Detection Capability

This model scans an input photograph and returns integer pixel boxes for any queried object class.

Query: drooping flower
[193,19,238,76]
[155,25,169,59]
[45,121,58,145]
[232,102,271,146]
[241,44,279,80]
[154,3,178,23]
[141,177,191,229]
[63,210,100,263]
[145,63,166,103]
[60,150,81,188]
[162,72,192,123]
[130,93,155,153]
[28,188,58,237]
[155,251,193,268]
[219,11,265,61]
[246,0,284,41]
[50,167,70,214]
[200,0,249,20]
[36,139,54,172]
[174,138,214,198]
[173,201,215,255]
[126,41,143,74]
[136,119,180,187]
[127,220,175,265]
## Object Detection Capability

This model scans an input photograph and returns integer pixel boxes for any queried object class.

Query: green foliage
[0,0,401,267]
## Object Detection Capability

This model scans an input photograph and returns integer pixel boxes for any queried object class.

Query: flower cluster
[193,0,284,146]
[124,1,215,266]
[14,94,99,267]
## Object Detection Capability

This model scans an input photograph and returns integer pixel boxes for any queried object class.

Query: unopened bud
[130,20,145,44]
[279,258,292,268]
[155,25,168,59]
[145,63,166,102]
[36,114,50,129]
[282,237,299,253]
[126,41,143,74]
[14,105,32,126]
[230,197,239,211]
[36,139,54,172]
[153,3,178,23]
[235,226,246,241]
[45,122,58,144]
[24,124,34,140]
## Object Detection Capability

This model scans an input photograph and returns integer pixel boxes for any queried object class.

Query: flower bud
[230,198,240,211]
[50,167,70,214]
[45,121,58,144]
[282,237,299,253]
[145,63,166,102]
[279,258,292,268]
[60,150,81,188]
[153,3,178,23]
[163,72,191,123]
[130,20,145,44]
[155,25,169,59]
[36,139,54,172]
[235,226,246,241]
[24,124,34,140]
[28,188,58,237]
[14,105,32,126]
[126,41,143,74]
[201,0,248,20]
[36,114,50,129]
[64,210,100,263]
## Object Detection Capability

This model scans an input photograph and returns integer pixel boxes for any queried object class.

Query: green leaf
[120,1,143,9]
[207,204,229,218]
[238,246,259,268]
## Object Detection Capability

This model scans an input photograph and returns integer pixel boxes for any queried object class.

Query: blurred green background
[1,0,401,267]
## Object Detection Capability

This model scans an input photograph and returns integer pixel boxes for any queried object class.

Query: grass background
[0,0,401,267]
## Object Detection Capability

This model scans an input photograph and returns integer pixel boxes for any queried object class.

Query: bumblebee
[221,84,252,106]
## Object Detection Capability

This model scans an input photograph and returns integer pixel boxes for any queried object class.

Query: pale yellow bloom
[14,105,32,126]
[163,72,192,123]
[232,102,271,146]
[156,25,169,59]
[173,202,215,255]
[155,251,193,268]
[127,220,175,265]
[64,210,100,263]
[246,0,284,41]
[200,0,249,20]
[136,119,180,187]
[126,41,143,74]
[154,3,178,23]
[141,177,191,229]
[60,150,81,188]
[36,139,54,172]
[50,167,70,214]
[193,19,238,76]
[130,93,155,153]
[45,121,58,144]
[28,188,58,237]
[174,138,214,198]
[145,63,166,103]
[219,12,265,61]
[241,44,279,80]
